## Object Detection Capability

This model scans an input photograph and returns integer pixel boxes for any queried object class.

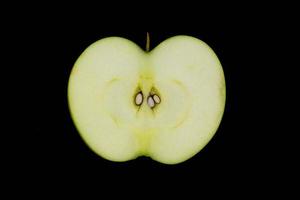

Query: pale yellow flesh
[68,36,226,164]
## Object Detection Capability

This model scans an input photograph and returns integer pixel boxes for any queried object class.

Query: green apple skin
[68,35,226,164]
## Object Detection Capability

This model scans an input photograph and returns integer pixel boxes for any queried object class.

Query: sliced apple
[68,35,226,164]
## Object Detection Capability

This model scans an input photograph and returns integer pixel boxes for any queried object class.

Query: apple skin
[68,35,226,164]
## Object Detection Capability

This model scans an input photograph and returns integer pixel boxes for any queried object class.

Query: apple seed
[153,94,161,104]
[135,92,143,106]
[147,96,155,108]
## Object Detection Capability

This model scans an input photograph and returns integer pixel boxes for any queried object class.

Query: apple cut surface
[68,36,226,164]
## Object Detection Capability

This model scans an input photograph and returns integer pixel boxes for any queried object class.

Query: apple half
[68,35,226,164]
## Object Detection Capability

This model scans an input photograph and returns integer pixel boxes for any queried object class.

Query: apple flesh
[68,35,226,164]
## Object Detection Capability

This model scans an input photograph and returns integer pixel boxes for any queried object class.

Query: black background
[5,7,294,194]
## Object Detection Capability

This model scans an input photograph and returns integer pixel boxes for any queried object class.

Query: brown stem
[146,32,150,52]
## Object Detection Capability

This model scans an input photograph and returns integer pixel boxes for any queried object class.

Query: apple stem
[146,32,150,52]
